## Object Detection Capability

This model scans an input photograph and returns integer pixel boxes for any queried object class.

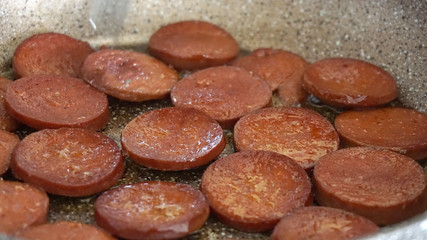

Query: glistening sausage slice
[335,107,427,161]
[302,58,398,108]
[0,77,19,131]
[13,32,94,78]
[149,20,239,70]
[5,75,109,130]
[95,181,209,240]
[232,48,309,92]
[82,49,178,102]
[200,150,313,232]
[170,66,272,129]
[313,147,427,225]
[234,107,340,170]
[11,128,124,197]
[271,206,379,240]
[121,107,225,170]
[15,221,116,240]
[0,130,20,175]
[0,180,49,235]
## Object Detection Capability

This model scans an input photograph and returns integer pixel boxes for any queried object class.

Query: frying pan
[0,0,426,239]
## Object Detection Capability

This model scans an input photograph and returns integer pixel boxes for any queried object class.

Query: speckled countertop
[0,0,426,239]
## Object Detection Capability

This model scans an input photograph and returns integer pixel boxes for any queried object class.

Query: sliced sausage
[302,58,398,108]
[11,128,124,197]
[148,20,239,70]
[171,66,271,129]
[0,130,20,175]
[232,48,309,92]
[13,32,94,78]
[0,180,49,235]
[121,107,225,170]
[313,147,427,225]
[0,77,19,131]
[200,150,313,232]
[5,75,109,130]
[271,206,379,240]
[95,181,209,240]
[335,107,427,161]
[81,49,178,102]
[15,221,116,240]
[234,107,340,171]
[277,79,309,107]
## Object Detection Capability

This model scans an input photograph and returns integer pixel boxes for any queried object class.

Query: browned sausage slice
[81,49,178,102]
[302,58,398,108]
[171,66,271,129]
[121,107,225,170]
[277,79,309,107]
[271,206,379,240]
[0,77,19,131]
[5,75,109,130]
[95,181,209,240]
[11,128,124,197]
[0,130,20,175]
[0,180,49,235]
[232,48,309,92]
[335,107,427,161]
[313,147,427,225]
[234,107,340,170]
[201,150,312,232]
[13,32,94,78]
[16,221,116,240]
[148,20,239,70]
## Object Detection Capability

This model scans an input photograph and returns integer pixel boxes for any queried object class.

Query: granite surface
[0,0,426,239]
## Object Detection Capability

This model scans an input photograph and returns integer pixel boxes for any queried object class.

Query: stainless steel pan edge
[0,0,426,239]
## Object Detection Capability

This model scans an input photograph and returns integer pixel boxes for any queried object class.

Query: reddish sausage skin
[13,32,94,78]
[0,77,19,131]
[82,49,178,102]
[232,48,309,92]
[95,181,210,240]
[121,107,225,170]
[0,180,49,235]
[302,58,398,108]
[5,75,109,130]
[149,20,239,70]
[234,107,340,171]
[201,150,312,232]
[16,221,116,240]
[11,128,124,197]
[313,147,427,225]
[171,66,272,129]
[0,130,20,175]
[335,108,427,161]
[271,206,379,240]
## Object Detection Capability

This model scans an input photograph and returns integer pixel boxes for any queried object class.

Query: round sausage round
[149,20,239,70]
[95,181,209,240]
[271,206,379,240]
[13,32,94,78]
[0,180,49,235]
[170,66,272,129]
[313,147,427,225]
[334,107,427,161]
[81,49,178,102]
[232,48,309,92]
[234,107,340,171]
[0,130,20,175]
[5,75,110,130]
[201,150,313,232]
[302,58,398,108]
[0,77,19,131]
[11,128,124,197]
[121,107,225,170]
[15,221,116,240]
